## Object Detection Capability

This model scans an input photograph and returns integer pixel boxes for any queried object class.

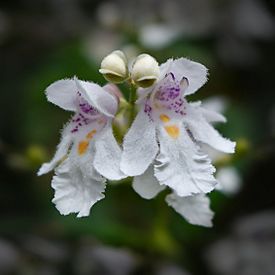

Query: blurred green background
[0,0,275,274]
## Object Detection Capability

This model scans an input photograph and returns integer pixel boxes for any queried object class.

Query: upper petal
[75,78,118,117]
[133,165,165,199]
[154,124,217,197]
[121,109,158,176]
[185,104,236,153]
[166,193,214,227]
[93,121,126,181]
[46,79,77,111]
[159,58,208,96]
[159,58,173,79]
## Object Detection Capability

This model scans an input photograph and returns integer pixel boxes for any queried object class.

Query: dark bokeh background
[0,0,275,274]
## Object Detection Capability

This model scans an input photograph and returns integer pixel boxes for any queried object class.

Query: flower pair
[38,54,235,227]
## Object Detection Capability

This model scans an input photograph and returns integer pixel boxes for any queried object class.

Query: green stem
[128,83,137,124]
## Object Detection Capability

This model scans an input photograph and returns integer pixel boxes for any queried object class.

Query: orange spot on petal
[78,140,89,155]
[86,129,97,139]
[160,114,170,123]
[165,125,180,139]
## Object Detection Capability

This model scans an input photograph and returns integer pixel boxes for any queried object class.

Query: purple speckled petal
[159,58,208,96]
[70,91,102,134]
[149,72,188,121]
[75,79,118,118]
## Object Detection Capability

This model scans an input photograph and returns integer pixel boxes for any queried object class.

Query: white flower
[38,77,125,217]
[120,58,236,226]
[139,23,181,50]
[216,167,241,195]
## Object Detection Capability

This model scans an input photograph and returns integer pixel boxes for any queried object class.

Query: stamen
[165,72,175,80]
[180,77,189,91]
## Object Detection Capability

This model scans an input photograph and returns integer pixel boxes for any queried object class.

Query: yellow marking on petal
[78,140,89,155]
[160,114,170,123]
[165,125,180,139]
[86,129,97,139]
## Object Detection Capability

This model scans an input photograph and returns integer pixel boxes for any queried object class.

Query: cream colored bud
[99,50,128,83]
[131,54,160,88]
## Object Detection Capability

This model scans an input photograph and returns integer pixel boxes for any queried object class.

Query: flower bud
[99,50,128,83]
[131,54,160,88]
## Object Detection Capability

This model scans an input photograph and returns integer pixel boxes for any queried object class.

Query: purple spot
[71,127,78,133]
[144,99,153,121]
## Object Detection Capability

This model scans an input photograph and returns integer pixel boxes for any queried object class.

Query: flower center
[143,73,188,122]
[77,91,99,116]
[153,73,186,115]
[71,91,102,134]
